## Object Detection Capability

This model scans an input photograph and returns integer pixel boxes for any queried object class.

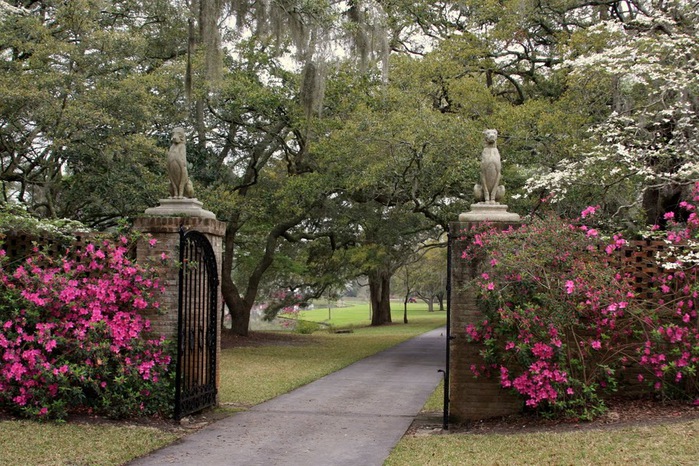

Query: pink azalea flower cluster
[462,185,699,418]
[0,237,172,419]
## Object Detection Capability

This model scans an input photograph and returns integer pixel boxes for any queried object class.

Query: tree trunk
[428,297,434,312]
[229,300,252,336]
[221,224,252,336]
[369,269,392,326]
[221,216,304,336]
[403,298,408,324]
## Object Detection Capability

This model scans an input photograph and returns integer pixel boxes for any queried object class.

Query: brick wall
[133,216,226,398]
[449,221,523,422]
[613,239,683,300]
[448,224,692,422]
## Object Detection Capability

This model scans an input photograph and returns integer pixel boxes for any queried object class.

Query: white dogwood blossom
[0,1,27,16]
[524,6,699,207]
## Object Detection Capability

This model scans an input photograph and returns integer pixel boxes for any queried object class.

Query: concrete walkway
[130,327,446,466]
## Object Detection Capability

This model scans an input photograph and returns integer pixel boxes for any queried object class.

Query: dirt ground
[220,330,314,349]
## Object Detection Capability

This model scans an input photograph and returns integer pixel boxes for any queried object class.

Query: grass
[219,310,446,406]
[0,303,445,465]
[387,379,699,465]
[422,379,445,413]
[0,421,179,466]
[4,301,698,466]
[296,299,444,328]
[385,420,699,465]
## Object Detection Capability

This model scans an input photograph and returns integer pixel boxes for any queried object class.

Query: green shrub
[295,320,321,334]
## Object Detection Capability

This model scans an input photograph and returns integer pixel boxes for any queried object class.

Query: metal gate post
[443,231,453,430]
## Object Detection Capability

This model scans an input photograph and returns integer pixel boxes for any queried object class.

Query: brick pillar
[133,216,226,396]
[449,220,522,422]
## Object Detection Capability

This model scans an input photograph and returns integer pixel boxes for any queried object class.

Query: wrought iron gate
[174,227,219,419]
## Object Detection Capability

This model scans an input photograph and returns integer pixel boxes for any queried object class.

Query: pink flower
[581,205,599,218]
[532,342,554,359]
[565,280,575,294]
[44,339,57,352]
[149,238,158,247]
[465,324,480,341]
[590,340,602,350]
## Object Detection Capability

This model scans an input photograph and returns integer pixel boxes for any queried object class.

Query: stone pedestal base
[145,198,216,219]
[459,202,521,222]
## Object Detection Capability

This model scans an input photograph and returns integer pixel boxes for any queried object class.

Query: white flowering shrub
[523,5,699,224]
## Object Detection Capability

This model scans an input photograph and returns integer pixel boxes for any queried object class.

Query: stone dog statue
[474,129,505,203]
[167,127,194,199]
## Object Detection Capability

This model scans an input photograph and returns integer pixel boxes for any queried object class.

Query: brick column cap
[134,216,226,237]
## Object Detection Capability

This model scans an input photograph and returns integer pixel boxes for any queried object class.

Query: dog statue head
[171,127,186,145]
[483,129,498,146]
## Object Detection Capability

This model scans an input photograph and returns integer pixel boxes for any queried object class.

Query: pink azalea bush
[462,184,699,419]
[0,238,173,419]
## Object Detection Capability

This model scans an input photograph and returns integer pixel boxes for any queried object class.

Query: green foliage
[294,320,321,334]
[0,1,186,227]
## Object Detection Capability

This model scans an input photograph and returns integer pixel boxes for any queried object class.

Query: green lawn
[0,306,446,465]
[385,420,699,465]
[219,312,446,406]
[295,299,444,328]
[0,421,179,466]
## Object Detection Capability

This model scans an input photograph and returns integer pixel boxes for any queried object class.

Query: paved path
[130,327,446,466]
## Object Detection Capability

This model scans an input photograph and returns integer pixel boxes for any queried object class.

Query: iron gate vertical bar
[444,231,453,430]
[193,242,201,396]
[207,249,218,397]
[186,239,194,402]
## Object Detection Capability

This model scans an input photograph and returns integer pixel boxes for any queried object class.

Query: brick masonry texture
[449,221,522,422]
[134,215,226,399]
[447,222,681,421]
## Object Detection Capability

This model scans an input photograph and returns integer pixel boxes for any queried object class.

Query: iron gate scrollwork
[175,227,218,420]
